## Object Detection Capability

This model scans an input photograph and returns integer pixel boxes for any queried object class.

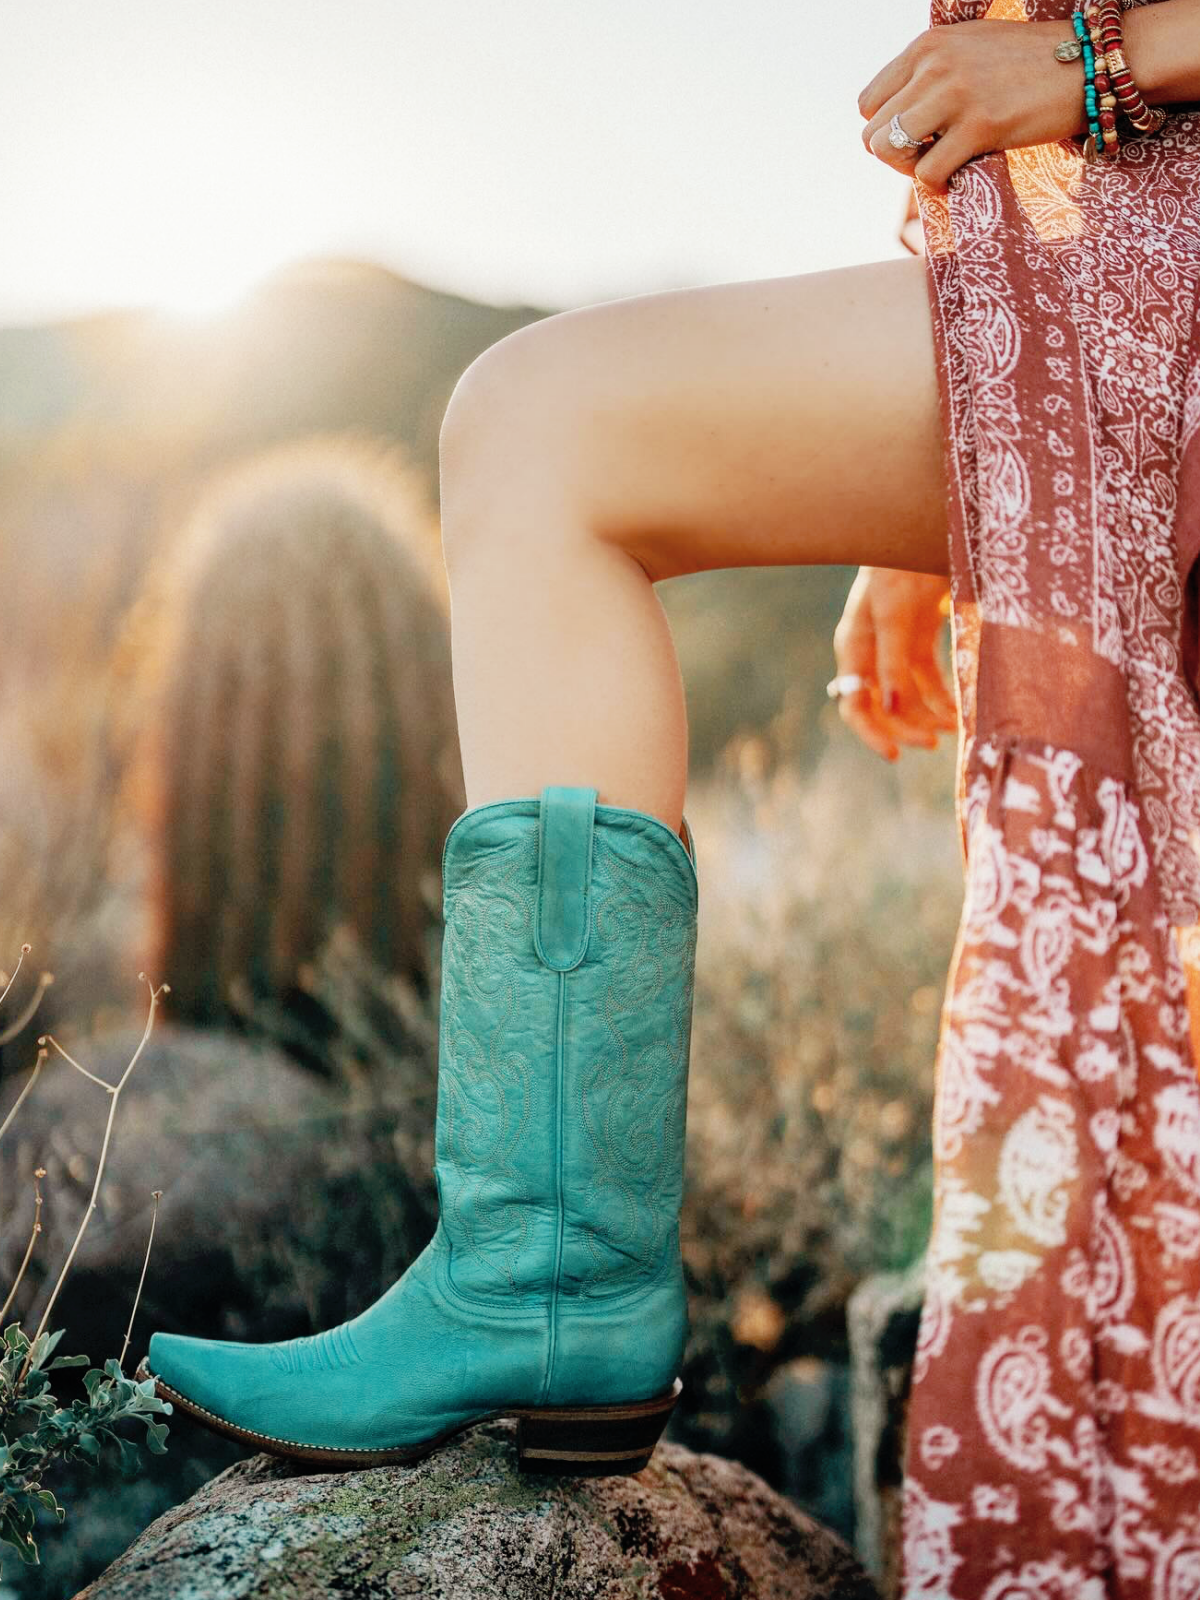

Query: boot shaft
[433,787,699,1314]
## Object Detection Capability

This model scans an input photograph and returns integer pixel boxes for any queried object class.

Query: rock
[78,1423,880,1600]
[846,1261,924,1596]
[0,1017,437,1362]
[761,1359,854,1542]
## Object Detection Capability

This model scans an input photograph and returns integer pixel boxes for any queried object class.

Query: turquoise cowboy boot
[140,784,699,1474]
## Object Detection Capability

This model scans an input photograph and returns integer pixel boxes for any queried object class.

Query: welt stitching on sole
[141,1374,402,1455]
[136,1366,679,1460]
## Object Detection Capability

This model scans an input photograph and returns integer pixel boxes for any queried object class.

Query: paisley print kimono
[903,1,1200,1594]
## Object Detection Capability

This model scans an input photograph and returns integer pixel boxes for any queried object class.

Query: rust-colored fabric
[903,2,1200,1594]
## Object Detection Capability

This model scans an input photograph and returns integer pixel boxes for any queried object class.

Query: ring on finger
[826,673,873,702]
[886,112,937,151]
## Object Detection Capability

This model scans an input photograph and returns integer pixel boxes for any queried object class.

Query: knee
[438,317,590,569]
[438,329,520,476]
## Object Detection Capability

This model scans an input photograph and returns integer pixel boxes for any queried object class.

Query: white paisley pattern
[903,1,1200,1594]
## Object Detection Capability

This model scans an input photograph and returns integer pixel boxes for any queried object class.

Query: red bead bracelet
[1092,0,1168,136]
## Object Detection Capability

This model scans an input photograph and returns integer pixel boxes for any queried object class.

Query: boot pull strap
[534,786,597,971]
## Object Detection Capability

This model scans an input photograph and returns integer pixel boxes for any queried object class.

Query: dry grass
[675,726,961,1434]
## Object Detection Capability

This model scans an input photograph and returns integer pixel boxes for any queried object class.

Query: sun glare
[151,261,276,320]
[56,89,307,325]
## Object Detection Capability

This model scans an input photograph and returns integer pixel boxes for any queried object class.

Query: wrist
[1032,19,1092,138]
[1122,0,1200,105]
[1122,2,1174,102]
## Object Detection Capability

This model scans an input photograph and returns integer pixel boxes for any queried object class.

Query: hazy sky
[3,0,925,323]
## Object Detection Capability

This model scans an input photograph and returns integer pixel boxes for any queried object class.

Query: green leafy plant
[0,947,173,1574]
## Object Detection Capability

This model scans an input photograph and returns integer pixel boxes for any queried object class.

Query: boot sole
[134,1360,681,1476]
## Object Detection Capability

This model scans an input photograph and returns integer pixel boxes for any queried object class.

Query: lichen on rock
[78,1420,880,1599]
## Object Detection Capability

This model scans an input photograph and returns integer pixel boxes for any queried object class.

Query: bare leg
[438,255,947,835]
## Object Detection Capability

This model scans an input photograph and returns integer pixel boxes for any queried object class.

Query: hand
[859,19,1090,193]
[831,568,957,762]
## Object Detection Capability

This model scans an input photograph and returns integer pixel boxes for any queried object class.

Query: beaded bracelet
[1070,7,1103,157]
[1094,0,1168,133]
[1082,3,1121,159]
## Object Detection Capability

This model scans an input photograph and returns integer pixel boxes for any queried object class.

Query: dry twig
[118,1190,163,1373]
[18,973,169,1384]
[0,943,31,1011]
[0,972,54,1050]
[0,1047,48,1149]
[0,1167,46,1325]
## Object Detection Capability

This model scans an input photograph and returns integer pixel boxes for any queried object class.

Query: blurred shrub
[672,720,961,1486]
[0,425,208,1063]
[128,435,465,1042]
[661,564,860,776]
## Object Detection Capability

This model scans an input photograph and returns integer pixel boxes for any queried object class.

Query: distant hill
[0,256,543,481]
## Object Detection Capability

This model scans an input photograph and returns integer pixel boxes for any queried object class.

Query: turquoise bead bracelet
[1073,8,1103,148]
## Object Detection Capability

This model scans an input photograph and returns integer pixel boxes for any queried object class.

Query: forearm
[1124,0,1200,103]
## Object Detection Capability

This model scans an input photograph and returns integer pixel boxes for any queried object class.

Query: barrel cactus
[139,434,465,1033]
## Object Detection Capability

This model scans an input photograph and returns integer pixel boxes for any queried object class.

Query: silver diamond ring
[826,673,872,702]
[888,113,930,151]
